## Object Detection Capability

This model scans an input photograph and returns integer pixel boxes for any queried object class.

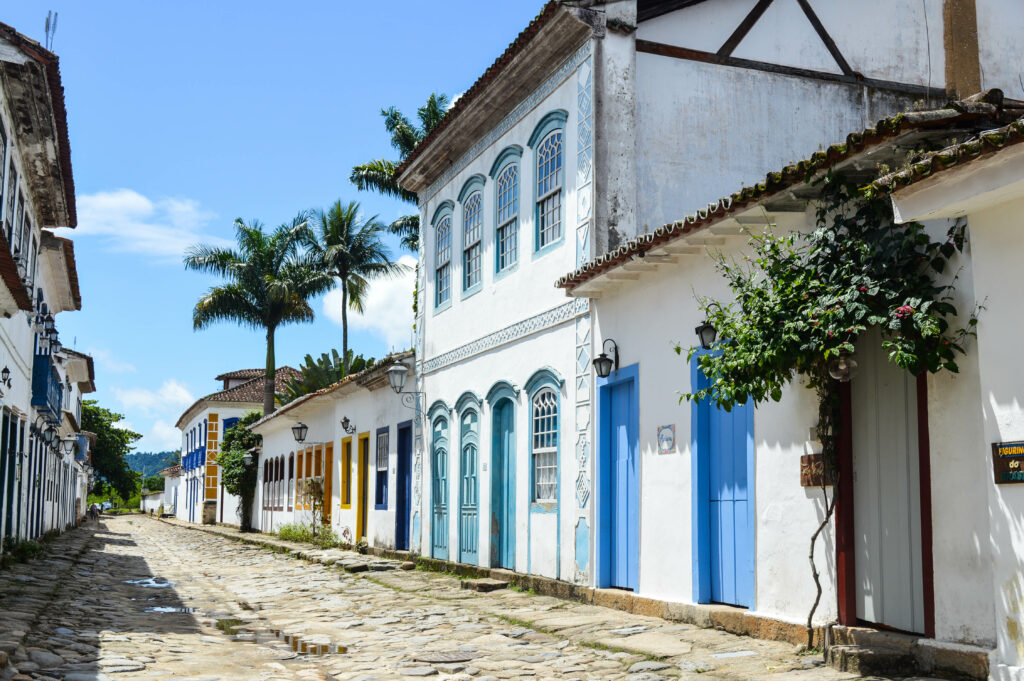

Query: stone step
[825,644,915,677]
[460,578,508,593]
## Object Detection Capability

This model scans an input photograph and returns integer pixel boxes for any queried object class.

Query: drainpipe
[943,0,982,99]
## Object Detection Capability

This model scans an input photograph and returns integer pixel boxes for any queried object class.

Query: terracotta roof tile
[557,91,1009,292]
[869,114,1024,197]
[174,366,300,429]
[214,368,264,381]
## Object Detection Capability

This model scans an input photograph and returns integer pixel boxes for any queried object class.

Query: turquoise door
[459,410,479,564]
[490,399,515,569]
[597,364,639,590]
[431,417,449,560]
[692,353,755,608]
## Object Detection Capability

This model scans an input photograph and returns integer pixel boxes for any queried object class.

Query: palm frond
[418,93,450,136]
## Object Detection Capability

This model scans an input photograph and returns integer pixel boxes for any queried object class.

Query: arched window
[496,163,519,272]
[463,191,482,291]
[435,213,452,307]
[535,130,563,249]
[531,387,558,502]
[288,454,294,512]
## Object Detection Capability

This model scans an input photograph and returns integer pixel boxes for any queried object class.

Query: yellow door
[357,433,369,541]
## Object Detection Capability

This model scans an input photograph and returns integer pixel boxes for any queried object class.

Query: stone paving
[0,517,927,681]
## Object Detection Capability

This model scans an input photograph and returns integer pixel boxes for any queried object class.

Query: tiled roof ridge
[0,22,76,227]
[251,350,415,430]
[214,368,265,381]
[557,90,1007,291]
[868,114,1024,197]
[174,366,301,429]
[395,1,561,181]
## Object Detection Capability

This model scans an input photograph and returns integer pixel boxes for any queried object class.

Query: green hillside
[125,451,180,478]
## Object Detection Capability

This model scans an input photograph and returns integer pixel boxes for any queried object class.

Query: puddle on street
[144,606,199,613]
[123,577,174,588]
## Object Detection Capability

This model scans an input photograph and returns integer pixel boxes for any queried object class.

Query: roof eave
[397,5,594,194]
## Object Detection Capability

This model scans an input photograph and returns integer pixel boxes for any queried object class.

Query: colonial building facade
[175,367,298,525]
[0,22,96,551]
[250,353,415,549]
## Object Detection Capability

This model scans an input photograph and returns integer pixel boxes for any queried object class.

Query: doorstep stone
[460,579,508,593]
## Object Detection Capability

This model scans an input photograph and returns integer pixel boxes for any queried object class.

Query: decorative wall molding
[422,298,589,375]
[421,41,593,205]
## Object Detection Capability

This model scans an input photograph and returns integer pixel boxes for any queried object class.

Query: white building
[158,464,181,516]
[175,367,298,525]
[250,353,415,549]
[397,0,1007,581]
[556,92,1018,679]
[0,22,95,550]
[869,113,1024,680]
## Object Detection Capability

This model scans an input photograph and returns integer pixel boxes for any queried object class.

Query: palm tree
[185,216,333,414]
[350,93,449,252]
[304,200,409,374]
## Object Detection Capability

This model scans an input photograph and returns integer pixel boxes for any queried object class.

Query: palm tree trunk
[342,280,349,376]
[264,326,277,415]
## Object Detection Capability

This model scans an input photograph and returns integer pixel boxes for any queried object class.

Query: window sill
[374,503,388,511]
[530,501,558,514]
[532,234,565,261]
[494,262,519,282]
[432,298,452,316]
[461,282,483,301]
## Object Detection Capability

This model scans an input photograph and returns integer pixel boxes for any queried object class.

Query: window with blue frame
[496,164,519,271]
[375,428,389,509]
[223,417,239,435]
[531,387,558,502]
[535,131,563,249]
[463,192,482,290]
[435,214,452,306]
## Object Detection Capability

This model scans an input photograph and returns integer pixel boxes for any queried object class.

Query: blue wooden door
[490,399,515,569]
[395,422,412,551]
[431,418,449,560]
[608,376,639,590]
[459,411,479,564]
[693,354,755,608]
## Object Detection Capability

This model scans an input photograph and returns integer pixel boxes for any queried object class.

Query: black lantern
[828,351,859,383]
[50,336,61,353]
[43,313,55,334]
[1,366,10,386]
[341,416,356,434]
[291,421,308,443]
[242,451,253,466]
[592,339,619,379]
[387,362,408,394]
[695,321,717,350]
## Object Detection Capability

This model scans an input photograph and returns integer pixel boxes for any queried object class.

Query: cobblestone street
[0,517,907,681]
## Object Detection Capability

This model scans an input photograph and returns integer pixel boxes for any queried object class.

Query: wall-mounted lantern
[695,320,718,350]
[291,421,308,443]
[341,416,356,435]
[593,339,619,379]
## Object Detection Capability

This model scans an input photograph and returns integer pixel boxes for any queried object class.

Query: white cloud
[449,91,465,109]
[112,379,194,418]
[87,347,136,374]
[113,419,135,432]
[67,189,230,260]
[323,255,416,352]
[147,420,184,451]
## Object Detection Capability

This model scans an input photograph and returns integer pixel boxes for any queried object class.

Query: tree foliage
[277,349,375,405]
[303,200,408,374]
[219,410,262,532]
[81,400,141,500]
[143,475,165,492]
[349,92,450,252]
[184,216,334,414]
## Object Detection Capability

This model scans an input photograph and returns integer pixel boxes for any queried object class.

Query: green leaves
[685,172,978,413]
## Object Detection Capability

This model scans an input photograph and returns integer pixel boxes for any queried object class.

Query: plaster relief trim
[422,298,590,375]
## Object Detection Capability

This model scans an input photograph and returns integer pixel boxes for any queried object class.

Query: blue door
[692,354,755,608]
[459,410,479,564]
[395,422,412,551]
[597,364,639,591]
[490,399,515,569]
[431,417,449,560]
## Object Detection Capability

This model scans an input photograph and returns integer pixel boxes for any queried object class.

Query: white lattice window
[536,131,563,249]
[532,388,558,502]
[496,164,519,271]
[435,214,451,306]
[463,192,482,289]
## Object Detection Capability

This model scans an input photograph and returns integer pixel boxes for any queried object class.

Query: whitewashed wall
[177,405,252,525]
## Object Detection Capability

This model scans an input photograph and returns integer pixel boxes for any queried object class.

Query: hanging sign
[992,441,1024,484]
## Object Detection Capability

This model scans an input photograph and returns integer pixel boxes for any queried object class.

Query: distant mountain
[126,451,180,478]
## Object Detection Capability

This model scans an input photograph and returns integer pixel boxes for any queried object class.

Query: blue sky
[3,1,544,451]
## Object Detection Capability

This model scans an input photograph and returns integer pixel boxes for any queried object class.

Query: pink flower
[894,305,914,319]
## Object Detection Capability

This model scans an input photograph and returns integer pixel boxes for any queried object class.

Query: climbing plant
[678,173,978,647]
[219,410,262,532]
